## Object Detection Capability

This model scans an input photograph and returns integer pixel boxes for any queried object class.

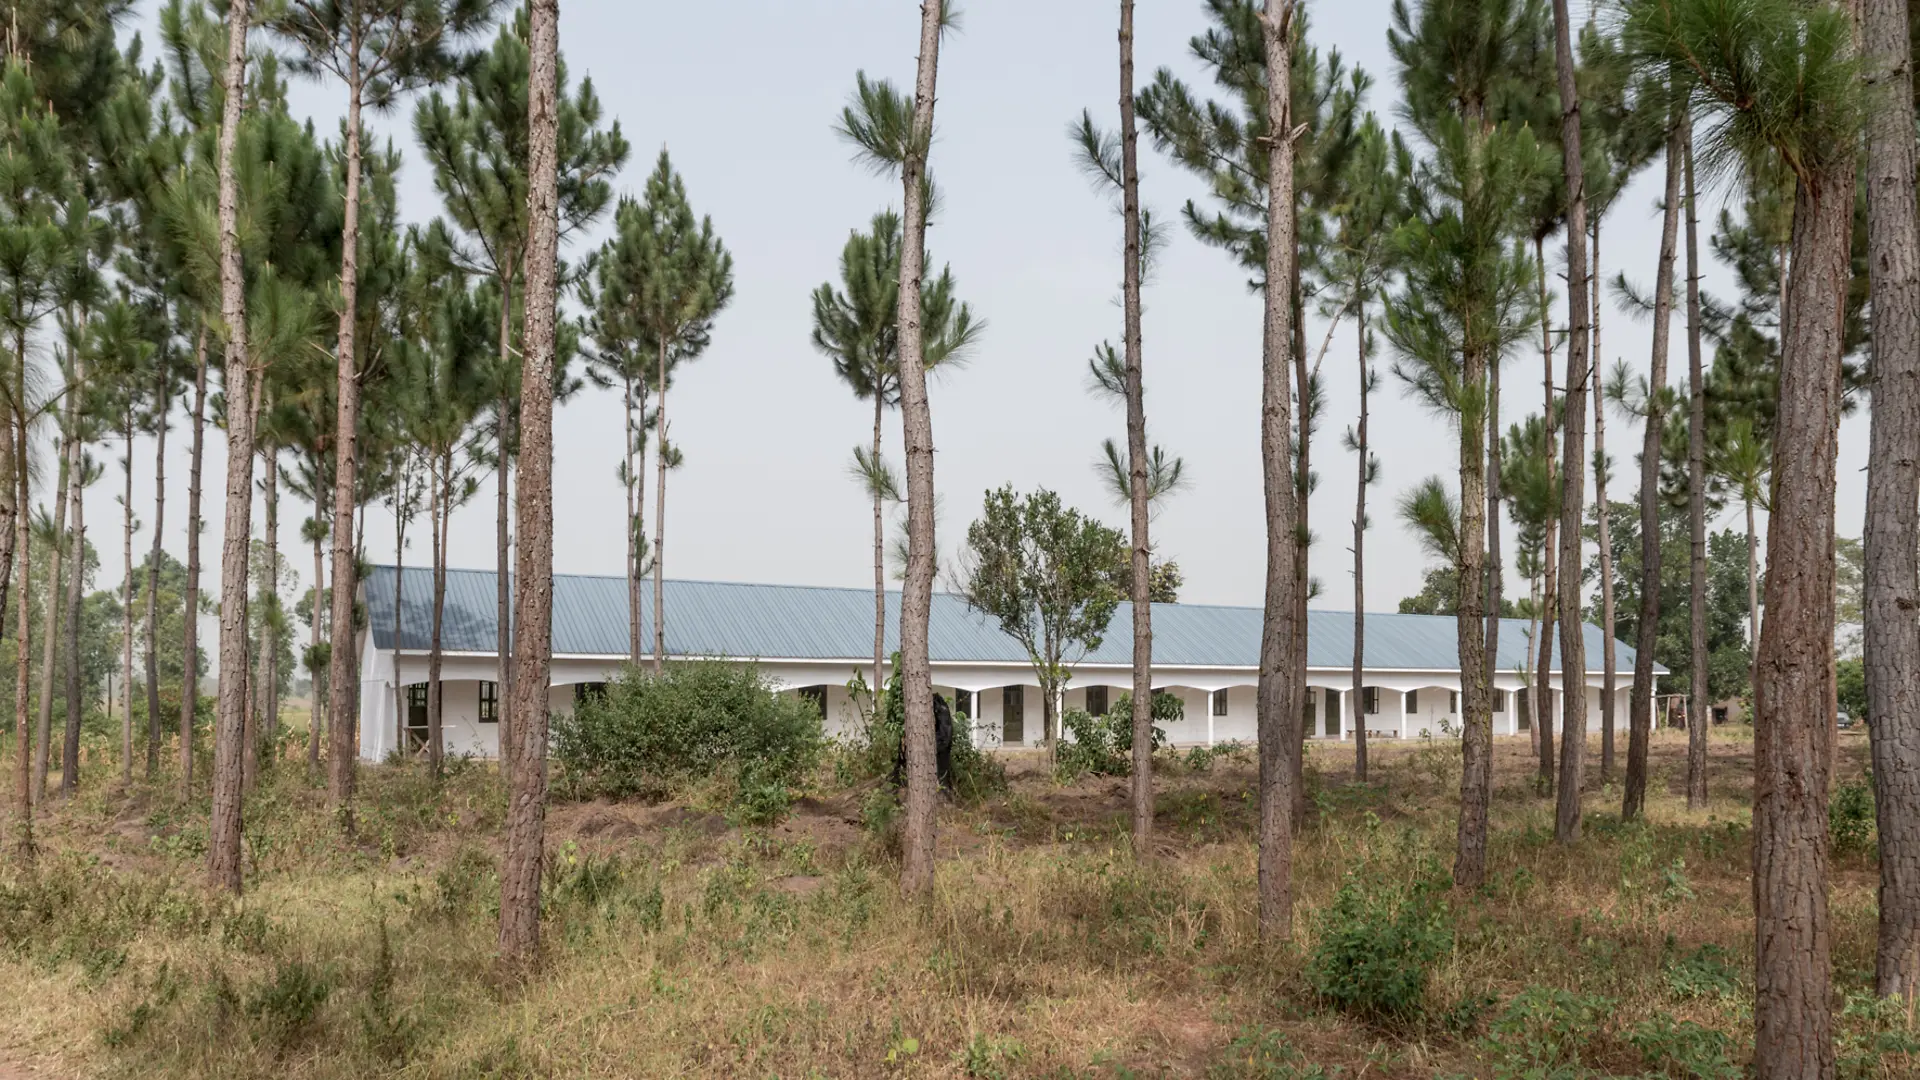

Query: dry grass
[0,727,1907,1079]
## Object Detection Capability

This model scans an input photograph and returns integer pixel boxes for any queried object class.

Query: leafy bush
[1832,779,1877,856]
[1055,691,1180,779]
[1627,1016,1739,1080]
[551,660,824,811]
[1483,987,1611,1078]
[1662,942,1741,1001]
[1307,866,1451,1024]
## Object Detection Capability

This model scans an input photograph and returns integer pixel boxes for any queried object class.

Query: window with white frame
[1211,688,1228,716]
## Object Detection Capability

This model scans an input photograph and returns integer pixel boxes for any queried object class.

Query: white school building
[355,565,1660,761]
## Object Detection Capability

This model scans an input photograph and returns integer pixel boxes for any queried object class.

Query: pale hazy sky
[101,0,1866,660]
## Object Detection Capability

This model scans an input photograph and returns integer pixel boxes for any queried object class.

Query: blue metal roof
[364,565,1656,674]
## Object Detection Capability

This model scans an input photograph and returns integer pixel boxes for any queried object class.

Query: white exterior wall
[356,633,1637,761]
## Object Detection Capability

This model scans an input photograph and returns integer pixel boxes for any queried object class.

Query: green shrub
[1662,942,1741,1001]
[551,660,824,810]
[1055,691,1179,779]
[1627,1016,1738,1080]
[1832,779,1876,856]
[1483,987,1611,1078]
[1306,866,1450,1024]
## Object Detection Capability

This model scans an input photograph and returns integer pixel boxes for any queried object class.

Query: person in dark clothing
[891,691,955,791]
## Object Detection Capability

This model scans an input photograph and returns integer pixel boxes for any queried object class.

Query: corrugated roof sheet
[364,565,1656,674]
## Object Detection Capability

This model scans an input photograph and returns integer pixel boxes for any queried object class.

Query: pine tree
[263,0,500,824]
[1384,0,1548,887]
[596,153,731,675]
[1860,0,1920,1002]
[805,209,976,699]
[414,9,625,775]
[394,247,488,780]
[1627,0,1861,1071]
[497,0,561,974]
[833,0,957,898]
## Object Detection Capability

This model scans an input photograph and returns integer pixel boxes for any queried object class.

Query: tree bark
[32,373,77,803]
[1254,0,1302,937]
[872,392,885,703]
[1750,98,1854,1080]
[1625,107,1682,822]
[495,390,512,778]
[60,423,83,798]
[144,384,170,782]
[0,336,15,841]
[1593,221,1618,784]
[1534,237,1558,797]
[392,472,407,758]
[895,0,947,901]
[428,456,447,780]
[1352,308,1369,782]
[261,449,280,766]
[326,68,366,826]
[1683,125,1709,811]
[208,0,256,896]
[1453,350,1493,883]
[1551,0,1592,845]
[1863,0,1920,1002]
[1290,257,1311,833]
[182,327,207,796]
[652,339,668,674]
[626,372,642,664]
[498,0,562,971]
[11,362,29,858]
[120,407,134,786]
[308,486,324,772]
[1118,0,1155,855]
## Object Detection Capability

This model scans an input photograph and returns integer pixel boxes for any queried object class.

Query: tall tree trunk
[1119,0,1154,854]
[1747,495,1760,692]
[1534,237,1558,796]
[1683,125,1709,811]
[120,408,134,786]
[32,379,76,803]
[261,449,279,766]
[60,393,83,791]
[1290,260,1311,832]
[392,472,407,760]
[896,0,946,901]
[0,340,16,844]
[1351,308,1369,781]
[60,427,83,798]
[1551,0,1593,845]
[1863,0,1920,1002]
[11,369,29,857]
[495,367,513,781]
[182,327,207,796]
[326,70,366,827]
[308,488,324,772]
[495,395,511,776]
[1453,355,1493,884]
[872,392,885,703]
[498,0,562,970]
[1254,0,1303,937]
[1626,107,1682,822]
[207,0,256,896]
[1486,326,1504,713]
[1593,221,1618,784]
[626,372,641,664]
[1751,118,1852,1080]
[428,457,446,781]
[144,384,170,782]
[652,339,668,674]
